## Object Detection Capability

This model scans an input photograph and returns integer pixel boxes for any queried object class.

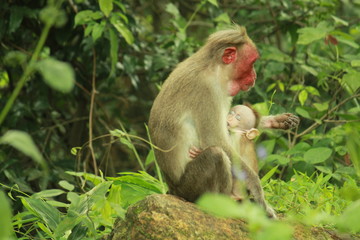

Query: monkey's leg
[239,161,277,218]
[175,146,232,202]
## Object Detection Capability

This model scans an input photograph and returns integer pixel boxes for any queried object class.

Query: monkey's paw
[264,113,300,130]
[266,206,277,219]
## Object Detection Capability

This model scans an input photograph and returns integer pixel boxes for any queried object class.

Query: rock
[107,194,358,240]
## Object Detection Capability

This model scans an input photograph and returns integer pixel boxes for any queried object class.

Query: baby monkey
[189,104,260,171]
[190,104,299,199]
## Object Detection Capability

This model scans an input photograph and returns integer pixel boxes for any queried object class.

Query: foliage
[0,0,359,239]
[5,171,165,239]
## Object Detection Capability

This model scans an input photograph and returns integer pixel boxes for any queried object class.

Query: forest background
[0,0,359,239]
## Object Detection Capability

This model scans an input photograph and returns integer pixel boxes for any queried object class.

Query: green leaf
[0,130,48,171]
[36,58,75,93]
[301,65,318,76]
[337,37,359,49]
[265,154,290,165]
[22,198,61,231]
[74,10,103,26]
[66,171,104,186]
[261,166,278,185]
[59,180,75,191]
[145,149,155,166]
[315,165,333,174]
[0,191,12,240]
[305,86,320,96]
[297,22,333,45]
[296,107,311,119]
[68,224,87,240]
[40,6,66,27]
[9,7,24,34]
[287,142,311,155]
[331,15,348,26]
[342,72,360,93]
[110,16,134,45]
[120,137,134,150]
[46,200,69,208]
[0,71,9,89]
[313,102,329,112]
[111,171,164,194]
[207,0,219,7]
[304,147,333,164]
[298,89,308,106]
[289,84,304,91]
[166,3,180,18]
[32,189,65,199]
[261,46,291,63]
[92,22,105,42]
[4,51,27,67]
[99,0,113,17]
[214,13,230,23]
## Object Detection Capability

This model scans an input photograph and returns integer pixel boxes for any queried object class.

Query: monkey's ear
[222,47,237,64]
[246,128,260,140]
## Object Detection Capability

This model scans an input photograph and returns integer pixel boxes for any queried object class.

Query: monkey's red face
[222,44,259,96]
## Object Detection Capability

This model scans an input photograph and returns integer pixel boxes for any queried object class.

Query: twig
[297,93,360,138]
[88,48,98,175]
[323,119,360,123]
[266,0,282,50]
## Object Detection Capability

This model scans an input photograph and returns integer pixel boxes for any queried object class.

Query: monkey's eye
[235,115,241,121]
[229,110,236,115]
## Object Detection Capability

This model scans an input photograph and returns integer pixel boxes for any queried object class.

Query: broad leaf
[304,147,333,164]
[298,89,308,106]
[313,102,329,112]
[74,10,103,26]
[342,71,360,93]
[99,0,113,17]
[59,180,75,191]
[297,22,333,45]
[296,107,311,119]
[301,65,318,76]
[207,0,219,7]
[110,16,134,44]
[92,22,105,42]
[0,130,47,170]
[36,58,75,93]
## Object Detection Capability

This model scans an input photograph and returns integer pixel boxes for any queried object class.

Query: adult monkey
[149,26,276,217]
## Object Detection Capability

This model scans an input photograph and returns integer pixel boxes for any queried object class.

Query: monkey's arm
[259,113,300,130]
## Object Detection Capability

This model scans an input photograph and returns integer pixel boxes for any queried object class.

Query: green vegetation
[0,0,359,239]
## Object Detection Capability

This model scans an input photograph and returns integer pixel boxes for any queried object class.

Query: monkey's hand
[189,146,202,159]
[260,113,300,130]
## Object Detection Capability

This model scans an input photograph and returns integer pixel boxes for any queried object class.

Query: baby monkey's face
[227,105,257,130]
